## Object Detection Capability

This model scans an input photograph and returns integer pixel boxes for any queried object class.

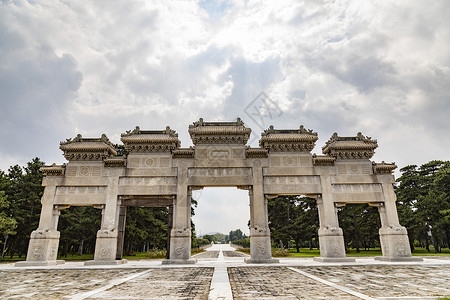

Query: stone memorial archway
[16,118,419,266]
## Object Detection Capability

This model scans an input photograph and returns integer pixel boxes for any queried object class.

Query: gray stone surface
[0,268,213,299]
[86,268,213,299]
[2,252,450,299]
[228,267,360,299]
[297,265,450,299]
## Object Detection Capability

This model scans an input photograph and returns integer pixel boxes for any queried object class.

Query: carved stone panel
[336,163,372,175]
[65,166,102,177]
[119,177,177,195]
[56,186,107,195]
[127,156,172,168]
[263,176,321,195]
[119,177,177,186]
[332,184,384,202]
[187,167,252,186]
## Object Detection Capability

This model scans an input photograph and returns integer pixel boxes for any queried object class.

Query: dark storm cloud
[0,20,82,168]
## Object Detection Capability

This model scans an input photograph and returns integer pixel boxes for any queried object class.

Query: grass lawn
[0,248,207,263]
[1,247,448,262]
[280,247,450,257]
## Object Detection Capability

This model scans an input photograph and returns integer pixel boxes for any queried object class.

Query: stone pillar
[375,182,422,261]
[163,167,196,264]
[115,205,127,260]
[166,204,173,259]
[15,187,67,267]
[314,176,355,262]
[246,167,278,263]
[86,178,125,265]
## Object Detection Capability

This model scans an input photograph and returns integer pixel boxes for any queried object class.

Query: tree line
[0,158,449,258]
[268,160,450,253]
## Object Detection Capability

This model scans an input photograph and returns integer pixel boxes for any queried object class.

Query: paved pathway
[1,247,449,299]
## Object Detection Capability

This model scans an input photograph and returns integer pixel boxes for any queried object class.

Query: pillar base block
[84,259,128,266]
[374,256,423,262]
[244,258,279,264]
[161,259,197,265]
[313,257,356,263]
[14,260,65,267]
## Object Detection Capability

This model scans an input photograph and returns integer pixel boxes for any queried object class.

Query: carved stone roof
[246,148,268,158]
[372,161,397,174]
[60,134,117,161]
[104,157,127,168]
[188,118,251,145]
[121,126,181,153]
[40,163,65,176]
[259,125,318,152]
[172,148,195,159]
[322,132,378,159]
[312,154,336,166]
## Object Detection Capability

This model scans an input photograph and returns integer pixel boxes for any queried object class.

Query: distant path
[195,243,243,259]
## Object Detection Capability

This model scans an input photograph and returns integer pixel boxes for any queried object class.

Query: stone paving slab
[194,250,220,259]
[223,251,247,257]
[228,267,360,299]
[296,265,450,299]
[86,267,213,299]
[0,269,141,299]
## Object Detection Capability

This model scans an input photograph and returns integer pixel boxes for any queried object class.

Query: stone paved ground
[0,269,141,299]
[298,265,450,299]
[194,250,219,259]
[2,260,450,299]
[228,267,360,299]
[0,268,213,300]
[87,267,214,300]
[223,251,247,257]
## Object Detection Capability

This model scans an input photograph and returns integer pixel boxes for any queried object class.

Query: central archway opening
[191,187,250,247]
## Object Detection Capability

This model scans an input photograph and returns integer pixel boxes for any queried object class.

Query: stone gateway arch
[16,119,419,266]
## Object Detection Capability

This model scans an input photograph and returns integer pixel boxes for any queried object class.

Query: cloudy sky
[1,0,449,235]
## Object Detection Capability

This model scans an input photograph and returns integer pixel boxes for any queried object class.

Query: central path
[204,244,239,300]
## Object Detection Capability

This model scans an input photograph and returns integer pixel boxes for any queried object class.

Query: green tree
[58,206,101,256]
[268,196,319,251]
[228,229,244,242]
[5,158,45,257]
[123,207,168,253]
[395,160,448,251]
[0,191,17,236]
[338,204,380,252]
[416,161,450,251]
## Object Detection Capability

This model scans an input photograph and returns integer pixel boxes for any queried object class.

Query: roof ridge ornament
[322,132,378,159]
[262,125,317,136]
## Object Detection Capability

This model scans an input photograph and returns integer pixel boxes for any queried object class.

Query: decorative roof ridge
[172,147,195,158]
[262,125,318,136]
[189,117,245,128]
[312,154,336,166]
[245,147,268,158]
[40,163,66,176]
[60,133,113,147]
[323,132,377,149]
[121,126,178,137]
[372,161,397,174]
